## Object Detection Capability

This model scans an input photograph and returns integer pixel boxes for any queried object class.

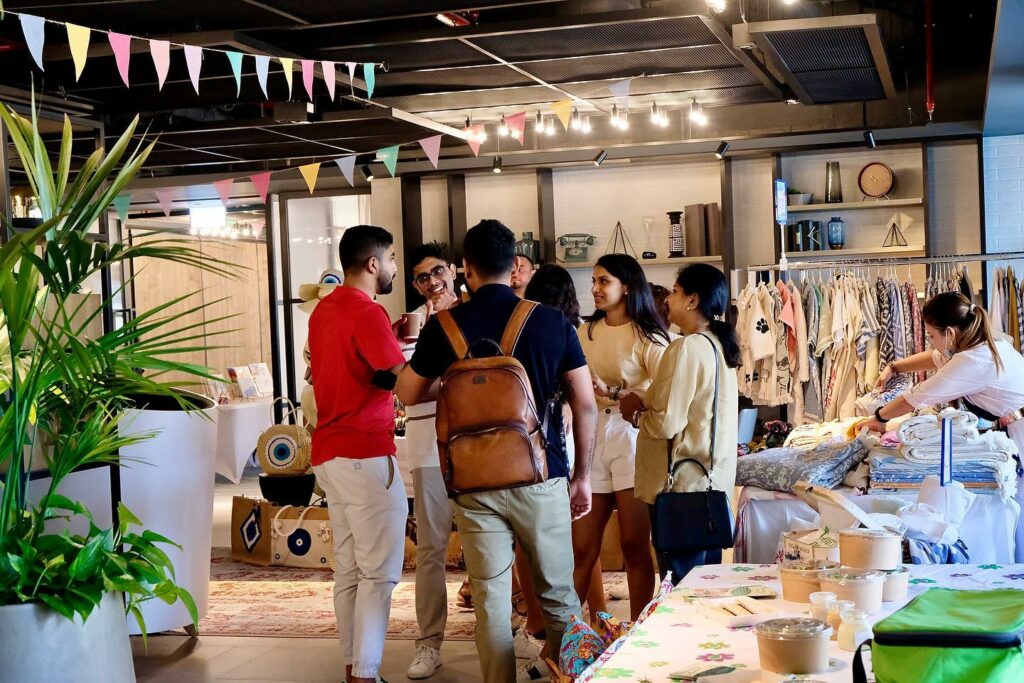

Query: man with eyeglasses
[400,242,461,680]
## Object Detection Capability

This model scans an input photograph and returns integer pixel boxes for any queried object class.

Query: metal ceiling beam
[697,15,783,100]
[240,0,310,24]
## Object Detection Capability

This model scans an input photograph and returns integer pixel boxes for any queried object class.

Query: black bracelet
[874,406,886,423]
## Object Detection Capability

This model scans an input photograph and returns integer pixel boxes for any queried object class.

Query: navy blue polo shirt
[409,283,587,479]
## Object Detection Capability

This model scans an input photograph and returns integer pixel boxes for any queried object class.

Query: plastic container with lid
[779,559,840,603]
[809,591,836,623]
[820,568,885,613]
[839,528,903,570]
[827,599,855,636]
[754,618,833,674]
[838,609,873,651]
[881,565,910,602]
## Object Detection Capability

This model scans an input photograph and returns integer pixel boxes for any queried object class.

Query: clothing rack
[745,251,1024,274]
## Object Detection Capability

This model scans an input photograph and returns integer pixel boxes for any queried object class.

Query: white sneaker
[513,628,544,662]
[406,646,442,679]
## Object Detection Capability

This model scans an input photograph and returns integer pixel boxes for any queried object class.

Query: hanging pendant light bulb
[651,102,660,124]
[706,0,727,13]
[689,99,708,126]
[659,109,670,127]
[618,109,629,130]
[570,108,582,131]
[581,114,592,133]
[611,104,620,127]
[545,116,556,135]
[498,115,509,137]
[534,110,544,132]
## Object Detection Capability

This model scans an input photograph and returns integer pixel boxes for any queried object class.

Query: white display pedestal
[118,394,218,635]
[214,398,274,483]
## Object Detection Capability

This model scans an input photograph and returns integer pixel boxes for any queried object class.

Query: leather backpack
[434,300,548,496]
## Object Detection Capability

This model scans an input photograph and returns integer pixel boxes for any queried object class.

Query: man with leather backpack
[397,219,598,683]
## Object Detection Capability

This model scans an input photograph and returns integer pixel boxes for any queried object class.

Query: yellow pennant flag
[279,58,294,98]
[299,162,321,194]
[552,98,572,130]
[66,24,91,81]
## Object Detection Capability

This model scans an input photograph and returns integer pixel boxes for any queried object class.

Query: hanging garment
[887,279,908,361]
[906,281,925,384]
[771,284,793,405]
[877,277,895,367]
[802,281,824,422]
[1008,266,1021,352]
[898,282,914,362]
[959,265,974,301]
[790,282,810,423]
[990,269,1005,336]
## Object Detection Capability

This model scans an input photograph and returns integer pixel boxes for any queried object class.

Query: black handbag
[651,334,735,553]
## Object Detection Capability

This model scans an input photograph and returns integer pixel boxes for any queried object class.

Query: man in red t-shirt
[308,224,406,683]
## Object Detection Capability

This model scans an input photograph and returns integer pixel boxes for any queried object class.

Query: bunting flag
[552,98,572,130]
[150,40,170,91]
[184,45,203,94]
[363,63,376,99]
[334,156,356,186]
[280,58,294,99]
[109,33,132,87]
[226,51,244,96]
[607,77,632,101]
[322,61,337,100]
[506,111,527,144]
[298,162,321,194]
[301,60,315,100]
[112,194,131,224]
[465,125,484,157]
[20,14,45,71]
[377,145,399,177]
[251,172,272,203]
[66,23,91,81]
[346,62,357,94]
[418,135,442,169]
[213,178,234,207]
[255,55,270,98]
[154,188,176,217]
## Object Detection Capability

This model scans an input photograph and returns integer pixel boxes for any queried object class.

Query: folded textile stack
[868,451,1012,499]
[784,418,866,450]
[737,437,869,492]
[897,410,980,446]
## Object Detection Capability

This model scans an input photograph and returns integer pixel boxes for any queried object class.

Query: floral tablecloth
[586,563,1024,682]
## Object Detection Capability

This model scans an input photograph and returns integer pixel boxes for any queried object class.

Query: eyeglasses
[413,264,450,286]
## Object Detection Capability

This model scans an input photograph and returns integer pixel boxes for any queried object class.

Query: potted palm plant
[0,96,234,681]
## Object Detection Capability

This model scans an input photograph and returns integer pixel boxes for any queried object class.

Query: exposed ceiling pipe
[925,0,935,121]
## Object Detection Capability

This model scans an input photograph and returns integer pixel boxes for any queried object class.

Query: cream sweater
[635,333,739,505]
[577,318,672,408]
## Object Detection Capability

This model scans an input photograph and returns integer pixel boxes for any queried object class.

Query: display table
[214,398,275,483]
[586,563,1024,682]
[734,485,1020,565]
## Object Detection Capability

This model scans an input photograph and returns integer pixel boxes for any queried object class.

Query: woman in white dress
[863,292,1024,561]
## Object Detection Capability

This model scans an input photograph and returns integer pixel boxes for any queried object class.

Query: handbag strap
[272,504,315,537]
[666,333,721,492]
[272,396,302,425]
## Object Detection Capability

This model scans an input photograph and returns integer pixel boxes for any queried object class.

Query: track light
[581,114,592,133]
[361,165,374,181]
[498,115,509,137]
[714,141,730,159]
[570,108,582,131]
[864,130,877,149]
[492,156,503,174]
[535,110,544,132]
[545,116,556,135]
[593,150,608,166]
[689,100,708,126]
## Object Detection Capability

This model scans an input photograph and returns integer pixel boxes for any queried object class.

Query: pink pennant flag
[150,40,170,91]
[213,178,233,207]
[418,135,442,169]
[251,172,272,203]
[301,60,315,100]
[154,188,175,217]
[184,45,203,94]
[334,156,356,186]
[465,125,483,157]
[506,112,527,144]
[322,61,337,100]
[346,62,357,93]
[108,32,132,87]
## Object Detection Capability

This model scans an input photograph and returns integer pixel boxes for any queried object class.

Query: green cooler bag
[854,588,1024,683]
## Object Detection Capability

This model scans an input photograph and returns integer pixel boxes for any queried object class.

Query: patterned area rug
[201,548,628,639]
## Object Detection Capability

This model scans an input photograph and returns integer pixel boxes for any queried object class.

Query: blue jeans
[648,505,723,585]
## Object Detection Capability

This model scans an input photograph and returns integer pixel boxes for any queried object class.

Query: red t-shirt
[308,286,405,465]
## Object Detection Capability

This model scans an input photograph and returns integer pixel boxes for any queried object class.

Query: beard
[377,269,394,295]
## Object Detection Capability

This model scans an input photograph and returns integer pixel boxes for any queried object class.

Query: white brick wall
[983,135,1024,253]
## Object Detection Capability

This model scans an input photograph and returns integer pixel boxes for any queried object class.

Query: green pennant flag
[377,145,399,177]
[112,194,131,224]
[226,51,244,96]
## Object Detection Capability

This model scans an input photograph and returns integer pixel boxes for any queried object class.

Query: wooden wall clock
[858,162,895,199]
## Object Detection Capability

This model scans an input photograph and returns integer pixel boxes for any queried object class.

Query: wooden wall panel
[256,242,272,366]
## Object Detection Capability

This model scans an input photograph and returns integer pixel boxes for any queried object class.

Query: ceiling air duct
[734,14,897,105]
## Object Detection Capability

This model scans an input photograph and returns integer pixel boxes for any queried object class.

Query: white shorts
[590,407,638,494]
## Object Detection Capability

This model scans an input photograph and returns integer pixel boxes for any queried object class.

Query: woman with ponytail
[618,263,739,583]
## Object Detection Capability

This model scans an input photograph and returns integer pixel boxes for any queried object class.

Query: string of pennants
[7,10,382,100]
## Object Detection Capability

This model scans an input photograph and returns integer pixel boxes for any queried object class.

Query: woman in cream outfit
[620,263,740,584]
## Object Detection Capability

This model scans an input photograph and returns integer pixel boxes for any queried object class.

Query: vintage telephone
[558,233,597,262]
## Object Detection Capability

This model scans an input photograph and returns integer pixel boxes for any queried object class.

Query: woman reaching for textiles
[618,263,740,583]
[862,291,1024,557]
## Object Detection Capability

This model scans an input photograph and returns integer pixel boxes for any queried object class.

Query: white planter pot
[0,592,135,683]
[118,392,218,634]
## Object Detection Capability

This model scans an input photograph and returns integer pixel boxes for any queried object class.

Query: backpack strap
[436,310,470,360]
[499,300,537,356]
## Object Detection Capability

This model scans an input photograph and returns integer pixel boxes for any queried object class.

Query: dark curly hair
[525,264,581,328]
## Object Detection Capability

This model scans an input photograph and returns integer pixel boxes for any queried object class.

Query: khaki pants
[313,455,407,680]
[451,477,581,683]
[412,466,454,650]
